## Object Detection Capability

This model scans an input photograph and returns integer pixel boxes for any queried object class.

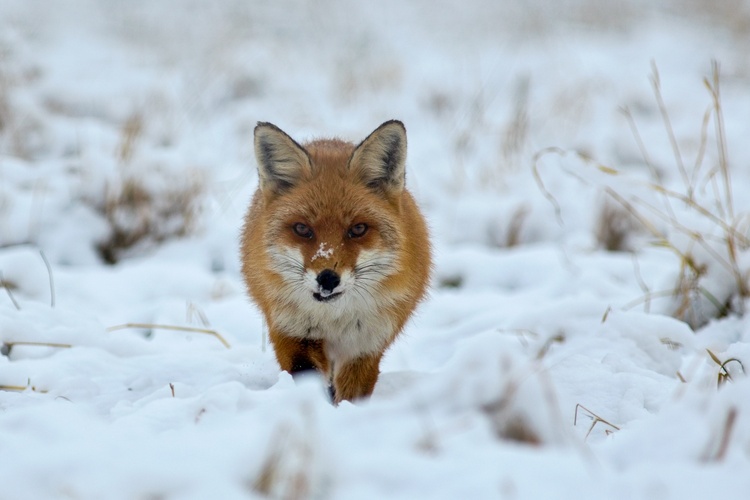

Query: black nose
[316,269,340,292]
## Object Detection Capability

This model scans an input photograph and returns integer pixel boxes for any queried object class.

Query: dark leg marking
[328,384,336,403]
[290,356,316,376]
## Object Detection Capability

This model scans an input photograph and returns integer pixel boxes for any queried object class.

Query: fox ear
[254,122,312,196]
[349,120,407,196]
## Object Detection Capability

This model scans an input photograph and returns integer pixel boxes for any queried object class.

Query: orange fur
[241,120,431,404]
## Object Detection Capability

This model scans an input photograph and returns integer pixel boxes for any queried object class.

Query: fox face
[241,120,431,402]
[268,169,400,315]
[266,204,399,313]
[252,121,408,316]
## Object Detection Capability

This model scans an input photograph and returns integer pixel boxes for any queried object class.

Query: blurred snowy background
[1,1,750,498]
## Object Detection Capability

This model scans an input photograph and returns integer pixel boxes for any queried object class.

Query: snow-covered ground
[1,1,750,498]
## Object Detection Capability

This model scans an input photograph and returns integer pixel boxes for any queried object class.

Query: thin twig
[106,322,231,348]
[703,62,747,306]
[622,289,681,311]
[537,334,565,360]
[620,105,660,181]
[533,147,745,250]
[620,105,677,221]
[650,60,691,197]
[497,328,539,348]
[186,302,210,327]
[0,385,36,392]
[574,404,620,441]
[38,250,55,308]
[4,341,72,349]
[704,407,737,462]
[628,194,739,275]
[532,147,567,226]
[691,105,712,188]
[0,380,46,393]
[0,271,21,311]
[639,182,747,247]
[707,60,733,221]
[631,254,651,313]
[719,357,745,376]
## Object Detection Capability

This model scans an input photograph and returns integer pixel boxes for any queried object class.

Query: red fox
[241,120,431,403]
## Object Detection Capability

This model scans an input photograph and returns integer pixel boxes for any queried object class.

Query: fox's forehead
[263,137,399,239]
[275,171,380,222]
[304,138,355,172]
[278,183,374,225]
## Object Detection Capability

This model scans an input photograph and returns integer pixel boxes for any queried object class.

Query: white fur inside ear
[349,120,407,195]
[254,123,312,194]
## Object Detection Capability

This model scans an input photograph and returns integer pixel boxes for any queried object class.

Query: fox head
[251,120,410,313]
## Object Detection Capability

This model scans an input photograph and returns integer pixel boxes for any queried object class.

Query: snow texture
[1,1,750,498]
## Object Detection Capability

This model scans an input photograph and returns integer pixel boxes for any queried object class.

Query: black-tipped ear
[348,120,407,196]
[254,122,312,196]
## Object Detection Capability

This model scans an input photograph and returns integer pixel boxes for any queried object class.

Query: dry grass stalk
[535,334,564,360]
[501,76,531,168]
[106,322,231,348]
[702,407,738,462]
[706,348,746,387]
[2,341,72,356]
[503,205,529,248]
[620,105,660,181]
[90,108,204,264]
[482,384,542,445]
[574,404,620,441]
[0,271,20,310]
[38,249,55,308]
[252,421,318,500]
[650,61,690,195]
[480,358,568,446]
[96,173,203,264]
[595,199,641,251]
[0,378,46,393]
[0,74,10,134]
[631,254,652,312]
[497,328,539,349]
[534,62,749,328]
[0,250,55,311]
[186,301,210,327]
[117,112,143,164]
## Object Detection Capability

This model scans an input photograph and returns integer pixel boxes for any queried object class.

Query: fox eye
[292,223,313,238]
[348,223,368,238]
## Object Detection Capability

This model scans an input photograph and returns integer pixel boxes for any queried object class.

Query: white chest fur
[271,302,395,366]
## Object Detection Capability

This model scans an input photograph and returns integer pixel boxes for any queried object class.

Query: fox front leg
[332,353,382,404]
[270,331,330,377]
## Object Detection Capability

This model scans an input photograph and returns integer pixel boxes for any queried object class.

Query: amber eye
[293,223,313,238]
[348,223,368,238]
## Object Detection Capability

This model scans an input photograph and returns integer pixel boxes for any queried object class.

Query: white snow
[311,242,335,262]
[1,1,750,498]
